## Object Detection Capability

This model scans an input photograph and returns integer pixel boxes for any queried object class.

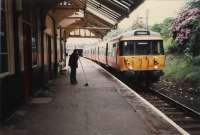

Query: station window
[32,36,38,66]
[0,0,9,73]
[32,14,40,66]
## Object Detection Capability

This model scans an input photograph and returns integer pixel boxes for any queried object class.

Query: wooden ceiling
[36,0,145,38]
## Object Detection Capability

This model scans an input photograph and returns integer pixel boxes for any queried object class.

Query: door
[106,43,108,65]
[98,47,99,62]
[22,23,32,100]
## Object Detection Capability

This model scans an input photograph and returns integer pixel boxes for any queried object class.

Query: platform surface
[0,58,181,135]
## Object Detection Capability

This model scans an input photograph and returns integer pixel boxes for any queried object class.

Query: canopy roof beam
[87,1,120,20]
[93,0,129,15]
[87,4,118,21]
[34,0,145,38]
[61,26,111,30]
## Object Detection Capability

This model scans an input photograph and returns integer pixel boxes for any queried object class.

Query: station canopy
[35,0,145,38]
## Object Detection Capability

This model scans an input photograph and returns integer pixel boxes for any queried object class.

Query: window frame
[0,0,9,75]
[119,40,164,56]
[0,0,15,78]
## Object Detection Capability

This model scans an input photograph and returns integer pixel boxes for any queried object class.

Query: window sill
[32,65,39,68]
[32,65,42,70]
[0,72,10,79]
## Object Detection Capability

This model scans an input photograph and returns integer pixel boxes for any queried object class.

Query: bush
[187,29,200,57]
[188,0,200,8]
[164,38,177,53]
[171,0,200,56]
[167,44,178,54]
[190,55,200,65]
[164,55,200,83]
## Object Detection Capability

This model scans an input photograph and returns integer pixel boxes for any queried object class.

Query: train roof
[111,29,162,41]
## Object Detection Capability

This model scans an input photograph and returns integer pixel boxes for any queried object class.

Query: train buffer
[0,58,185,135]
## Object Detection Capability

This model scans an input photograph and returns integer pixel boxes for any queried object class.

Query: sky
[66,0,187,47]
[118,0,187,28]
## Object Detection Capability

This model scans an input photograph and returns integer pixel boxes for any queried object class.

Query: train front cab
[117,38,165,81]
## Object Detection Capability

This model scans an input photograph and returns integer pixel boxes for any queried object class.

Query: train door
[95,48,96,61]
[22,23,32,100]
[98,47,99,62]
[115,43,118,64]
[106,43,108,65]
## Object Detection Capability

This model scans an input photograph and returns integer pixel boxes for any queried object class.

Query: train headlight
[128,66,133,70]
[154,65,158,69]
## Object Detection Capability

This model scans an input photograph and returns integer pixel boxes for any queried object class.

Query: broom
[79,58,89,86]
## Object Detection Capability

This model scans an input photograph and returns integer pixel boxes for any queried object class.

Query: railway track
[137,89,200,135]
[103,66,200,135]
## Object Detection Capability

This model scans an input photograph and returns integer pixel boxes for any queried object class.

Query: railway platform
[0,58,184,135]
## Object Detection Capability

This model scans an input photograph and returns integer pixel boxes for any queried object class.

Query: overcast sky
[67,0,187,46]
[118,0,186,28]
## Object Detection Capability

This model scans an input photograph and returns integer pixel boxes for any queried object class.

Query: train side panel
[107,41,120,69]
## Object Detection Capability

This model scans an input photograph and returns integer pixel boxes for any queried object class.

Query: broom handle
[79,58,88,82]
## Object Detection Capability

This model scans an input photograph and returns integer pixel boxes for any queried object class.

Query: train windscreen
[119,40,164,56]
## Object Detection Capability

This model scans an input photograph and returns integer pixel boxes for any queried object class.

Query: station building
[0,0,144,122]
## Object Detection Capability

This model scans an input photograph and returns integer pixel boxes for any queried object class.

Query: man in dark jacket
[68,50,79,84]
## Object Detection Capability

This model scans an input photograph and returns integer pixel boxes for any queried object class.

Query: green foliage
[188,0,200,8]
[191,55,200,65]
[151,24,162,33]
[164,38,178,54]
[186,26,200,57]
[151,18,175,54]
[151,17,173,39]
[164,55,200,83]
[160,18,173,39]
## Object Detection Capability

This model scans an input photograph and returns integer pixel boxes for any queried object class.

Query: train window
[0,0,9,73]
[135,40,164,55]
[32,35,38,66]
[119,41,134,56]
[151,40,164,55]
[119,40,164,56]
[135,41,151,55]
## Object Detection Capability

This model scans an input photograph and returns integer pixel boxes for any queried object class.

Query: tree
[160,18,173,39]
[151,23,162,33]
[188,0,200,8]
[151,17,173,39]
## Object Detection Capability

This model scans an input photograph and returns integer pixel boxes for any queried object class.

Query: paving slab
[0,58,182,135]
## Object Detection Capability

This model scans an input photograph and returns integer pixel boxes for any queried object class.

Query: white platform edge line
[89,60,190,135]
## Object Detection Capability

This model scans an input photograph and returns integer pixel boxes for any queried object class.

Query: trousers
[70,67,77,84]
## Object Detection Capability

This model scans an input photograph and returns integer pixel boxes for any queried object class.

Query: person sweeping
[68,50,79,85]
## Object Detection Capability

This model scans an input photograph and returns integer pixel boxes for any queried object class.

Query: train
[83,30,166,84]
